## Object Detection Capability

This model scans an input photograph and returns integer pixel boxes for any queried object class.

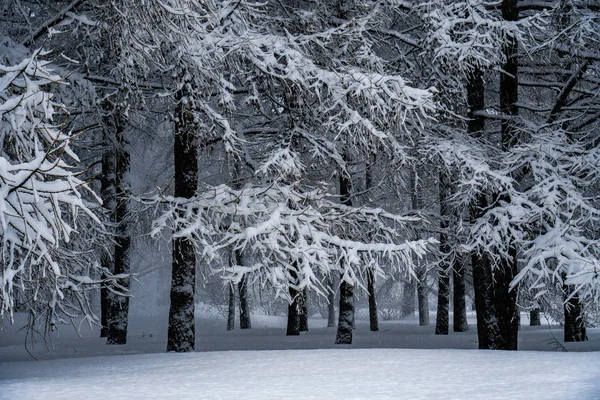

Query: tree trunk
[529,308,541,326]
[564,286,587,342]
[287,284,300,336]
[99,109,115,339]
[227,283,235,331]
[365,152,379,332]
[467,67,503,350]
[417,266,430,326]
[300,288,309,332]
[411,169,429,326]
[327,276,336,328]
[238,271,252,329]
[435,172,450,335]
[401,280,416,318]
[167,85,198,352]
[106,107,130,345]
[489,0,520,350]
[367,268,378,331]
[453,257,469,332]
[335,167,354,344]
[335,279,354,344]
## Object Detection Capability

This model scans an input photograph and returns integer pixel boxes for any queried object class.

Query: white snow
[0,347,598,400]
[0,311,599,399]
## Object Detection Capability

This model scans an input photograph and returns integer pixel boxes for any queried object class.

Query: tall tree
[106,106,131,345]
[167,79,199,352]
[435,171,451,335]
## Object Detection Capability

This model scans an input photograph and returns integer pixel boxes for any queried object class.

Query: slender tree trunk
[99,109,115,339]
[327,276,336,328]
[227,283,235,331]
[238,267,252,329]
[106,107,130,345]
[529,308,541,326]
[435,172,450,335]
[417,267,430,326]
[490,0,520,350]
[367,269,378,331]
[453,257,469,332]
[287,284,300,336]
[411,169,429,326]
[167,85,198,352]
[335,167,354,344]
[467,67,501,350]
[564,285,587,342]
[401,280,416,318]
[300,288,309,332]
[365,152,379,332]
[335,278,354,344]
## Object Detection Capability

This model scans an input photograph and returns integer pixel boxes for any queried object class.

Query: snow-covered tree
[0,38,118,331]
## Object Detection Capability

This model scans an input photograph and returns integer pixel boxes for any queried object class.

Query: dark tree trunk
[417,266,430,326]
[529,308,541,326]
[335,279,354,344]
[435,172,450,335]
[452,258,469,332]
[401,280,416,318]
[227,283,235,331]
[365,152,378,332]
[411,169,429,326]
[299,288,309,332]
[106,108,130,345]
[367,268,378,331]
[99,110,115,339]
[488,0,520,351]
[238,272,252,329]
[335,167,354,344]
[327,276,336,328]
[467,68,503,350]
[287,284,300,336]
[564,286,587,342]
[167,85,198,352]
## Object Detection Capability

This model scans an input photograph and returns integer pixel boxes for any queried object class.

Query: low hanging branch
[149,182,436,301]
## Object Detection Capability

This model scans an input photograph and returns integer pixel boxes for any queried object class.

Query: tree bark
[167,85,198,352]
[417,267,430,326]
[529,308,541,326]
[287,283,300,336]
[99,107,115,339]
[335,168,355,344]
[411,169,429,326]
[299,288,309,332]
[227,282,235,331]
[401,280,416,318]
[367,268,378,331]
[365,152,379,332]
[435,172,450,335]
[335,279,354,344]
[452,257,469,332]
[564,285,587,342]
[106,107,130,345]
[327,276,336,328]
[238,270,252,329]
[467,67,503,350]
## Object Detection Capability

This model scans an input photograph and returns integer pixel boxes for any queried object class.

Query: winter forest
[1,0,600,398]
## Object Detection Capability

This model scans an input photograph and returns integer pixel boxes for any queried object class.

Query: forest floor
[0,308,599,399]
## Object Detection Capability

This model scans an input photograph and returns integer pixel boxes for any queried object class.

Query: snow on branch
[0,43,114,326]
[150,182,436,301]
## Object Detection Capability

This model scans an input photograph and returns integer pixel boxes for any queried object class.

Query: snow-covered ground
[1,309,599,399]
[0,348,599,399]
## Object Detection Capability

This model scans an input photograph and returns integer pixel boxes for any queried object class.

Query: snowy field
[1,309,599,399]
[1,348,599,400]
